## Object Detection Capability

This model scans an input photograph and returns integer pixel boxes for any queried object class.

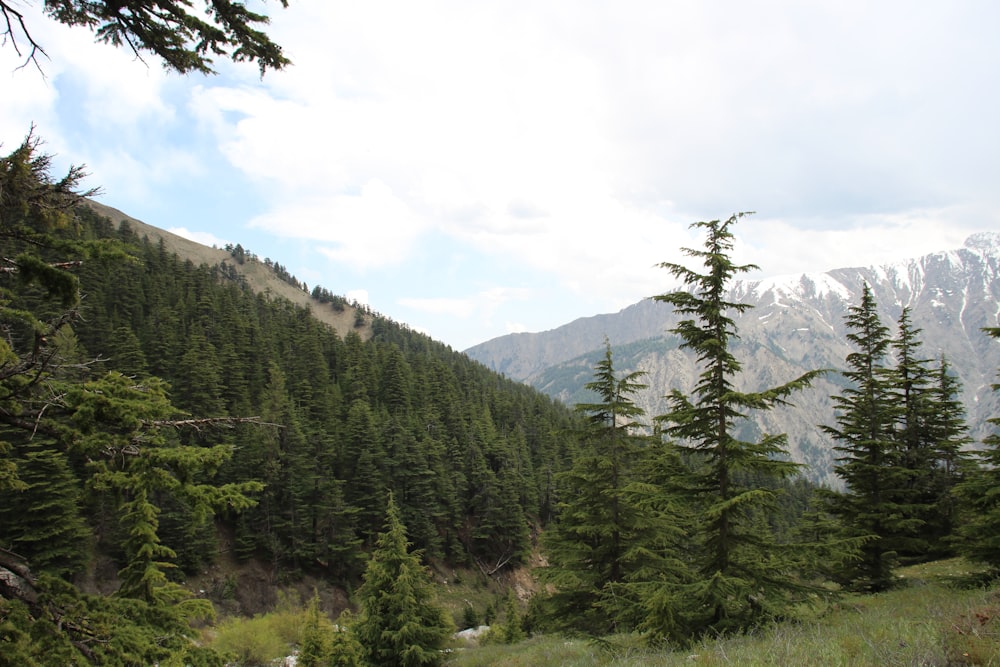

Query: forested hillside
[0,136,580,662]
[9,205,579,571]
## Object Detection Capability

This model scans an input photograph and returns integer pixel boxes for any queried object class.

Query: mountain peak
[964,231,1000,253]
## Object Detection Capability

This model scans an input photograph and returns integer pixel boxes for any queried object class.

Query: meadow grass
[444,559,1000,666]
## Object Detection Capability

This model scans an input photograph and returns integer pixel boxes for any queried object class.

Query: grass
[444,559,1000,666]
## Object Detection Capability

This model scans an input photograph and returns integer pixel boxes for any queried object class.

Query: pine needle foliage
[825,304,938,574]
[354,493,453,667]
[651,213,828,638]
[540,340,655,634]
[2,0,291,75]
[953,327,1000,571]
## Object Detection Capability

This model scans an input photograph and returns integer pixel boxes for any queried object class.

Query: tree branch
[0,1,49,74]
[141,415,283,431]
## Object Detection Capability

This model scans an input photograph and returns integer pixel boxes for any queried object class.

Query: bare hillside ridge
[85,201,371,341]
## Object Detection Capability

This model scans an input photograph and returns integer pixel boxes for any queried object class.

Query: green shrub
[211,615,288,666]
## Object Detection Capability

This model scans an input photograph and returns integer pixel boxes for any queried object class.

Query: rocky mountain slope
[466,233,1000,486]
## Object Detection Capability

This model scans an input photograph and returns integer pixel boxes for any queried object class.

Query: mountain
[465,233,1000,486]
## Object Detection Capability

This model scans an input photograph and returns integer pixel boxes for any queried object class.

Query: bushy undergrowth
[206,592,309,666]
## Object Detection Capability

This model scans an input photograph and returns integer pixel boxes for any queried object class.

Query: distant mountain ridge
[465,233,1000,486]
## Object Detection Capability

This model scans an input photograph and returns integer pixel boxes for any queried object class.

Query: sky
[2,1,999,351]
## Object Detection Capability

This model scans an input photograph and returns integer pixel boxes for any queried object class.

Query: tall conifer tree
[952,327,1000,571]
[653,213,823,636]
[822,284,909,590]
[0,446,90,578]
[922,356,970,556]
[541,340,650,633]
[888,309,969,560]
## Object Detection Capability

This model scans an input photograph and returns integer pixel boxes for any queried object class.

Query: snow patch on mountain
[736,272,854,306]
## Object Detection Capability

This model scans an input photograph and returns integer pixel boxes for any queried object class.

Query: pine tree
[888,307,939,560]
[328,610,363,667]
[298,592,333,667]
[0,446,90,578]
[821,283,908,590]
[69,371,262,606]
[952,327,1000,571]
[922,356,970,557]
[498,591,525,643]
[540,340,652,634]
[652,213,824,636]
[354,494,453,667]
[889,310,969,560]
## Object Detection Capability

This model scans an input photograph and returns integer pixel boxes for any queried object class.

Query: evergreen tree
[540,340,651,634]
[922,356,970,556]
[69,372,262,606]
[0,446,90,578]
[172,323,226,415]
[354,494,452,667]
[952,327,1000,571]
[889,310,969,560]
[652,213,824,636]
[328,609,363,667]
[498,591,525,643]
[109,324,148,377]
[298,592,333,667]
[822,284,910,590]
[888,307,938,560]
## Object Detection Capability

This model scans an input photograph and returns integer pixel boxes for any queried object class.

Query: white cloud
[193,1,999,291]
[398,297,478,319]
[347,289,369,306]
[261,179,427,269]
[168,227,229,248]
[4,0,998,349]
[400,287,532,322]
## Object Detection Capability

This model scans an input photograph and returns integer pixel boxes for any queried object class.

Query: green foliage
[889,310,969,561]
[823,293,971,590]
[298,592,333,667]
[329,610,363,667]
[0,446,90,578]
[446,562,1000,666]
[821,283,905,590]
[2,0,291,75]
[540,340,666,634]
[650,213,829,638]
[498,591,526,644]
[211,611,293,666]
[0,575,225,665]
[65,371,262,605]
[0,134,269,665]
[953,327,1000,571]
[354,494,454,666]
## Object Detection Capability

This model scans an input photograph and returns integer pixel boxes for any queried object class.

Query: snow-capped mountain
[465,233,1000,486]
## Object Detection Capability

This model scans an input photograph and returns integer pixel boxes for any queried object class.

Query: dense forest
[0,134,581,663]
[3,136,1000,665]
